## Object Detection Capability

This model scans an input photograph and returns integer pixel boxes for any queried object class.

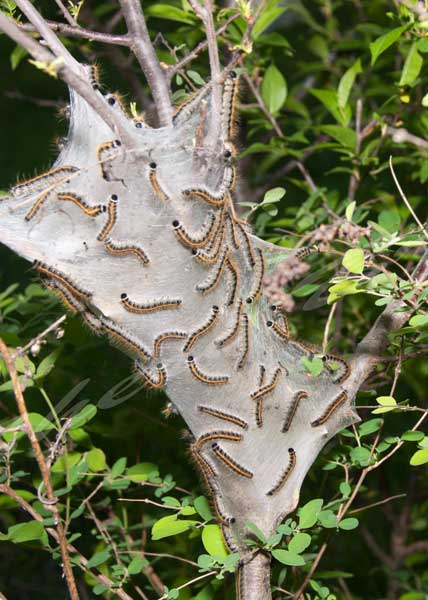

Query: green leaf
[310,88,351,126]
[7,520,45,543]
[69,404,97,430]
[151,515,196,540]
[51,452,82,473]
[410,449,428,466]
[318,510,338,528]
[298,498,324,529]
[340,482,351,497]
[245,520,267,543]
[263,187,286,204]
[35,349,61,380]
[261,64,287,114]
[128,557,148,575]
[288,532,311,554]
[111,457,127,476]
[372,396,397,414]
[399,43,423,86]
[187,70,205,86]
[337,59,362,109]
[328,280,362,304]
[145,4,195,24]
[345,201,356,221]
[194,496,213,521]
[321,125,356,150]
[272,549,305,566]
[401,430,425,442]
[11,45,28,70]
[201,524,228,558]
[399,593,426,600]
[252,4,287,39]
[87,550,110,569]
[292,283,320,298]
[301,356,324,377]
[358,418,382,438]
[338,518,359,531]
[180,505,197,516]
[87,448,107,472]
[342,248,364,274]
[350,446,371,466]
[93,584,110,596]
[370,25,408,66]
[409,314,428,328]
[127,462,159,482]
[378,210,401,234]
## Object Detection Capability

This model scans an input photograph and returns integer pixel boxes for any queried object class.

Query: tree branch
[0,11,135,146]
[19,20,131,46]
[118,0,173,125]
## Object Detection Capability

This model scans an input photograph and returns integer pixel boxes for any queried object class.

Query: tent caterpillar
[148,162,169,202]
[211,443,253,478]
[134,361,167,389]
[34,261,92,302]
[282,391,309,433]
[187,355,229,385]
[266,448,296,496]
[250,367,282,401]
[172,211,217,248]
[96,140,121,180]
[196,247,229,295]
[183,305,220,352]
[246,247,265,305]
[198,406,248,430]
[12,166,79,197]
[215,299,243,347]
[153,331,187,359]
[236,313,249,370]
[311,391,348,427]
[221,70,239,140]
[97,196,118,241]
[225,257,240,306]
[104,238,150,265]
[57,193,105,217]
[100,317,151,361]
[120,293,182,314]
[45,279,84,314]
[323,353,351,384]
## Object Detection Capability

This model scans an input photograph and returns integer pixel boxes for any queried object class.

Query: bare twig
[14,315,66,358]
[119,0,173,125]
[0,338,80,600]
[389,156,428,241]
[20,20,131,46]
[53,0,77,26]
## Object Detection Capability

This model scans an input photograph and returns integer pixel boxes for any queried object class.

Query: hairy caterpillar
[196,247,229,294]
[211,443,253,478]
[187,355,229,385]
[121,293,182,314]
[311,391,348,427]
[104,238,150,265]
[221,70,239,140]
[266,448,296,496]
[172,211,217,248]
[246,248,265,305]
[183,305,220,352]
[134,361,167,389]
[34,261,92,302]
[100,317,151,361]
[198,406,248,430]
[282,391,309,432]
[236,314,249,370]
[250,367,282,401]
[12,165,78,197]
[96,140,121,181]
[148,162,169,201]
[153,331,187,359]
[97,196,118,241]
[57,193,105,217]
[215,299,243,347]
[225,257,240,306]
[323,353,351,384]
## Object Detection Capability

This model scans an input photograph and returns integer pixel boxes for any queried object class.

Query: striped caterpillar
[266,448,296,496]
[183,305,219,352]
[121,294,182,314]
[187,355,229,385]
[311,391,348,427]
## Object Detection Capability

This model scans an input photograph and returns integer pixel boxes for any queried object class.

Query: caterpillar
[134,361,167,389]
[34,261,92,302]
[196,247,230,294]
[45,279,84,314]
[221,70,239,141]
[104,238,150,265]
[100,317,152,361]
[258,365,266,387]
[322,353,351,384]
[97,196,118,241]
[120,293,182,314]
[187,355,229,385]
[193,223,226,265]
[25,189,53,221]
[211,443,253,478]
[96,140,122,180]
[226,214,240,250]
[255,398,263,428]
[266,448,296,496]
[282,391,309,433]
[183,305,220,352]
[246,247,265,305]
[81,310,102,333]
[311,391,348,427]
[172,89,207,125]
[198,406,248,430]
[225,257,240,306]
[57,193,105,217]
[236,565,244,600]
[12,165,79,197]
[250,367,282,401]
[266,318,290,342]
[236,222,256,267]
[236,313,249,370]
[172,211,217,249]
[182,166,235,207]
[222,523,240,554]
[89,63,100,90]
[148,162,169,202]
[295,245,319,259]
[190,442,217,480]
[153,331,187,359]
[105,93,129,118]
[195,430,242,450]
[215,299,243,347]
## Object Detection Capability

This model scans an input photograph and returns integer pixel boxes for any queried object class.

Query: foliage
[1,0,428,599]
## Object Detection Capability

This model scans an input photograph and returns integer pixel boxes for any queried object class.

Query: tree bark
[238,552,272,600]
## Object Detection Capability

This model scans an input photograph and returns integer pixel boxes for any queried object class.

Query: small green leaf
[338,518,359,531]
[87,448,107,472]
[372,396,397,414]
[93,584,110,596]
[263,187,286,204]
[370,25,408,66]
[318,510,338,528]
[86,550,111,569]
[128,557,147,575]
[252,5,287,39]
[35,349,61,379]
[310,88,351,126]
[409,314,428,328]
[7,520,45,543]
[272,549,305,566]
[288,532,311,554]
[298,498,324,529]
[358,418,382,438]
[399,43,423,86]
[51,452,82,473]
[11,45,28,71]
[69,404,97,430]
[340,482,351,497]
[145,4,195,24]
[194,496,213,521]
[201,524,228,558]
[180,506,197,516]
[151,515,197,540]
[410,449,428,466]
[111,457,127,476]
[245,520,267,543]
[321,125,356,150]
[337,59,362,109]
[261,64,287,114]
[187,70,205,86]
[292,283,320,298]
[328,280,362,304]
[345,201,356,221]
[301,356,324,377]
[127,462,159,482]
[350,446,371,466]
[401,430,424,442]
[342,248,364,274]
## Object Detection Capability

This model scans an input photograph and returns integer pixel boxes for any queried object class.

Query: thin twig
[0,338,80,600]
[349,493,406,515]
[157,571,217,600]
[53,0,77,26]
[14,315,66,358]
[389,156,428,241]
[20,20,131,46]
